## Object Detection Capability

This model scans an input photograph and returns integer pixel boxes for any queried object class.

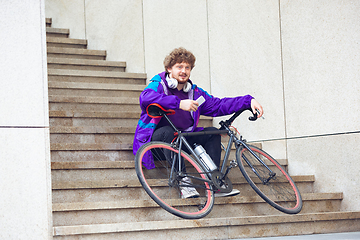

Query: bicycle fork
[238,142,276,184]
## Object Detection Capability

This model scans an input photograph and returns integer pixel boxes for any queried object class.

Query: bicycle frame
[161,108,276,189]
[220,121,276,184]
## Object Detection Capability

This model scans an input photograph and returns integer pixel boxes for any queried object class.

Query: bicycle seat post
[162,113,181,134]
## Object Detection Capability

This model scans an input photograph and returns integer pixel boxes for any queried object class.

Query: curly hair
[163,47,196,72]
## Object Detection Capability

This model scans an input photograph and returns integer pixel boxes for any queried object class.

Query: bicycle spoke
[135,141,214,219]
[237,145,302,214]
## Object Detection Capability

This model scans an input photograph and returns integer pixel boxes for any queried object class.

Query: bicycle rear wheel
[135,141,214,219]
[236,144,302,214]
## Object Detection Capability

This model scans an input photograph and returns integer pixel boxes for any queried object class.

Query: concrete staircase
[47,18,360,239]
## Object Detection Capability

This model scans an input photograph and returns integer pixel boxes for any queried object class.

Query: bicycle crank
[211,171,233,193]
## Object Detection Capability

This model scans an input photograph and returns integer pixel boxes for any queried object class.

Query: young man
[133,47,263,198]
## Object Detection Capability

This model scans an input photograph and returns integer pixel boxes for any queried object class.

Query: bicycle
[135,103,302,219]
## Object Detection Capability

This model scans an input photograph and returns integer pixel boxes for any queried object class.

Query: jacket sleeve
[199,91,253,117]
[139,80,180,112]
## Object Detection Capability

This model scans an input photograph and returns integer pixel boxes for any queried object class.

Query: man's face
[167,62,191,84]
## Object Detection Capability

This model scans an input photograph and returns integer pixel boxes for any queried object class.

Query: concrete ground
[239,232,360,240]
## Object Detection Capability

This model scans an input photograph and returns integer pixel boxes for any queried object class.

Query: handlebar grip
[228,108,257,124]
[248,112,258,121]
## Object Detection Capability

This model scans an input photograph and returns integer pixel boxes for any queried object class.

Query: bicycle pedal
[230,160,238,168]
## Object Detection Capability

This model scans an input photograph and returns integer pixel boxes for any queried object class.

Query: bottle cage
[146,103,175,118]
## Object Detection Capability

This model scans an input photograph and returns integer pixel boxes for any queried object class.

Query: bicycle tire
[135,141,214,219]
[236,144,302,214]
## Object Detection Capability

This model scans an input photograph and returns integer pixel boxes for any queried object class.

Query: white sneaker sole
[214,189,240,197]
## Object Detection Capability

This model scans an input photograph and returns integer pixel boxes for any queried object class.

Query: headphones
[167,76,192,93]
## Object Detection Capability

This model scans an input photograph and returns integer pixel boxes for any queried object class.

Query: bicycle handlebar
[219,108,257,130]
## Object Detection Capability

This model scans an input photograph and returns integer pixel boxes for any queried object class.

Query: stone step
[52,174,313,192]
[49,95,138,104]
[50,117,212,130]
[50,157,278,170]
[51,150,134,162]
[47,58,127,71]
[46,27,69,38]
[46,37,87,49]
[51,142,132,151]
[52,175,315,204]
[49,110,138,127]
[48,68,147,84]
[48,140,265,169]
[49,110,141,119]
[52,211,360,239]
[51,167,136,182]
[46,18,52,27]
[52,192,342,213]
[49,118,137,128]
[50,143,134,163]
[49,101,140,112]
[52,181,314,205]
[52,192,343,226]
[48,81,142,97]
[47,47,106,60]
[52,161,134,169]
[49,113,212,129]
[50,126,135,134]
[50,158,287,182]
[45,112,229,140]
[49,141,252,166]
[48,95,140,112]
[50,132,135,145]
[49,103,140,112]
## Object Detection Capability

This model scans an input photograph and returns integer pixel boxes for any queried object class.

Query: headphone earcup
[167,78,178,89]
[183,82,192,93]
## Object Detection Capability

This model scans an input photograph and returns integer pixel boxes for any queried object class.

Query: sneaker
[214,189,240,197]
[180,177,200,199]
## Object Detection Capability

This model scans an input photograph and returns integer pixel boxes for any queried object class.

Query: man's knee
[152,126,175,142]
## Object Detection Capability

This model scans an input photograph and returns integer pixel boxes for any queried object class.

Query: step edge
[49,158,289,170]
[48,68,147,79]
[46,27,69,34]
[50,143,133,151]
[47,47,106,56]
[51,160,134,170]
[52,192,343,212]
[46,37,87,45]
[47,57,126,67]
[48,81,144,91]
[52,175,314,190]
[48,95,139,104]
[49,110,140,118]
[48,110,211,120]
[50,126,136,134]
[53,211,360,236]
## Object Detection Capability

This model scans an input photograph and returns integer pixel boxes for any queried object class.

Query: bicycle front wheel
[236,145,302,214]
[135,141,214,219]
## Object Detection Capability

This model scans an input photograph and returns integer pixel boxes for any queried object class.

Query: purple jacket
[133,71,253,169]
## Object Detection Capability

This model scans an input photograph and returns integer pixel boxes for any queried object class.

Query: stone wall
[0,0,52,239]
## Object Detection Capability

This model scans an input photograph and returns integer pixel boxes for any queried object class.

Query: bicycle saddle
[146,103,175,118]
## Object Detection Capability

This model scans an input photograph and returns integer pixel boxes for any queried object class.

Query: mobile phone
[196,96,205,106]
